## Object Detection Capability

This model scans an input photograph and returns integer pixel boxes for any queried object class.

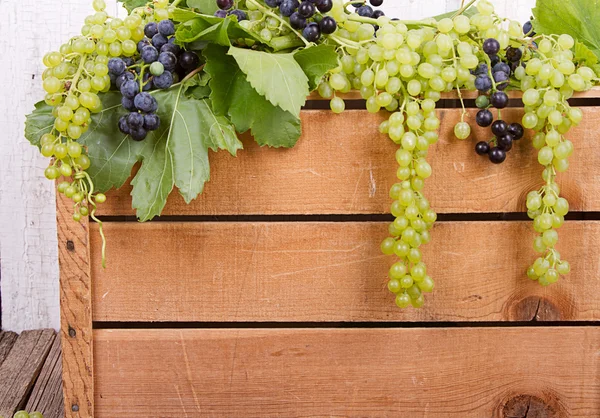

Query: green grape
[454,122,471,140]
[95,193,107,203]
[330,97,345,114]
[75,154,91,170]
[395,293,411,308]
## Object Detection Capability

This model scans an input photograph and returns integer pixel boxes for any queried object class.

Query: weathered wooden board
[99,108,600,217]
[25,334,65,418]
[90,221,600,323]
[0,331,18,368]
[56,192,93,418]
[0,329,55,418]
[94,327,600,417]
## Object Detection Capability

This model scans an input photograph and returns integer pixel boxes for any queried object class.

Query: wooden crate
[58,93,600,417]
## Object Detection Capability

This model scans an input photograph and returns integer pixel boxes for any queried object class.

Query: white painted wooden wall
[0,0,535,332]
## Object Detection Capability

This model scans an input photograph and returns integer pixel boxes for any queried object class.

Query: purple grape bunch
[108,19,201,141]
[472,38,525,164]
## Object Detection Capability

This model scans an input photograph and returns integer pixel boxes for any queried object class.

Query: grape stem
[452,0,477,18]
[246,0,310,47]
[181,64,205,84]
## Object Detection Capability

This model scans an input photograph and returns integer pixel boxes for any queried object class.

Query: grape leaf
[228,46,309,117]
[117,0,147,13]
[294,45,339,91]
[24,101,54,148]
[174,11,263,46]
[574,41,599,66]
[131,83,241,220]
[204,44,301,148]
[431,7,477,21]
[186,0,219,15]
[533,0,600,58]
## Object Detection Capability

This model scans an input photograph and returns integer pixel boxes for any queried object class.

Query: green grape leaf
[228,46,309,117]
[174,12,263,46]
[574,41,599,65]
[432,7,477,21]
[204,44,301,148]
[24,101,55,148]
[79,92,145,192]
[186,0,219,15]
[533,0,600,58]
[294,45,339,91]
[131,83,241,220]
[117,0,147,13]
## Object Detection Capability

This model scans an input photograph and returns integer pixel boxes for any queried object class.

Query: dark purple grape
[279,0,297,17]
[144,113,161,131]
[372,10,384,18]
[214,9,227,17]
[474,75,492,92]
[127,112,144,128]
[497,134,514,151]
[523,21,535,36]
[491,120,507,136]
[116,71,135,89]
[217,0,234,9]
[151,33,168,50]
[493,62,511,75]
[302,22,321,42]
[142,73,153,91]
[265,0,282,6]
[121,96,136,111]
[108,58,126,75]
[141,45,159,63]
[228,9,247,21]
[475,141,490,155]
[493,70,509,90]
[137,38,152,53]
[319,16,337,34]
[118,115,130,135]
[507,123,524,140]
[489,147,506,164]
[290,12,307,29]
[179,51,200,71]
[130,127,148,141]
[473,63,488,75]
[120,80,139,99]
[490,91,509,109]
[357,5,373,17]
[134,92,158,113]
[483,38,500,55]
[161,42,181,55]
[298,1,315,17]
[144,22,158,38]
[316,0,332,12]
[158,51,178,71]
[370,0,383,5]
[153,71,173,89]
[476,109,494,127]
[122,57,135,67]
[506,47,523,62]
[158,20,175,36]
[489,54,500,67]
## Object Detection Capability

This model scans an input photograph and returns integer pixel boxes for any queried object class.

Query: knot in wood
[511,296,562,321]
[502,394,558,417]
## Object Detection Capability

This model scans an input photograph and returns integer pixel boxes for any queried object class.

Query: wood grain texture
[0,329,55,418]
[99,108,600,217]
[94,327,600,417]
[0,331,18,368]
[56,192,93,418]
[25,334,65,418]
[91,221,600,322]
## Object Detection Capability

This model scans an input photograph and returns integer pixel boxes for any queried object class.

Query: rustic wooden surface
[56,192,94,418]
[0,331,18,368]
[26,334,65,418]
[0,329,55,417]
[90,221,600,323]
[93,327,600,417]
[98,108,600,217]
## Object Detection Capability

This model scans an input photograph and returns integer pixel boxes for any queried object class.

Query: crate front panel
[93,327,600,417]
[98,108,600,216]
[90,221,600,322]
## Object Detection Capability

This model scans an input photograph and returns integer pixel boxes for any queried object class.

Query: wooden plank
[91,221,600,322]
[0,329,55,417]
[56,191,93,418]
[0,331,18,368]
[98,108,600,216]
[25,334,65,418]
[94,327,600,417]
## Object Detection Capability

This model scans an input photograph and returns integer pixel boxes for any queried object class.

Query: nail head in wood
[66,240,75,251]
[71,404,79,412]
[68,327,76,338]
